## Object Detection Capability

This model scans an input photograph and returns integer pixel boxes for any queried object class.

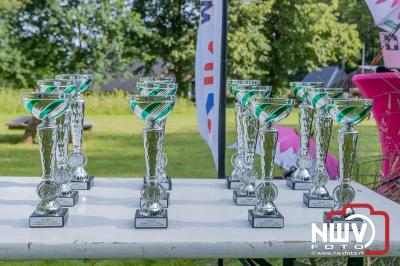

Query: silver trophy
[287,82,323,190]
[55,74,94,190]
[136,80,178,208]
[248,98,294,228]
[37,80,80,207]
[22,92,71,227]
[137,78,177,191]
[129,95,176,229]
[230,83,272,206]
[324,98,372,225]
[303,87,343,208]
[226,80,261,189]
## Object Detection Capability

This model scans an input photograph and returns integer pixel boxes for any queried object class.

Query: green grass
[0,90,386,266]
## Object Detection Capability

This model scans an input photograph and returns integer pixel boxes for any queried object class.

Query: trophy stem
[36,119,62,215]
[308,109,332,198]
[332,125,358,214]
[140,122,165,216]
[254,123,279,216]
[299,102,313,156]
[56,110,71,168]
[70,98,85,154]
[56,110,73,196]
[238,110,259,195]
[260,123,277,183]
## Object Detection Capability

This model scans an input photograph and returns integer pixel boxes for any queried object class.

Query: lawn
[0,92,385,266]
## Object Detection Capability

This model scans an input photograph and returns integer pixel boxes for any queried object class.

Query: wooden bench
[6,116,94,143]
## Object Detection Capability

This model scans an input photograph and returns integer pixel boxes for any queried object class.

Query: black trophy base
[303,193,334,208]
[323,212,363,230]
[233,191,258,206]
[57,190,79,207]
[226,177,241,190]
[140,193,169,208]
[70,176,94,190]
[286,179,313,190]
[134,209,168,229]
[29,208,69,228]
[248,209,284,228]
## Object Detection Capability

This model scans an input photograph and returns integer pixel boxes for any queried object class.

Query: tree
[0,0,148,88]
[131,0,198,94]
[227,0,362,93]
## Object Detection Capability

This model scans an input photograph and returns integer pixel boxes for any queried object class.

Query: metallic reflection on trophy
[56,74,94,190]
[287,82,323,190]
[229,82,272,206]
[22,92,71,227]
[129,95,176,229]
[136,79,178,208]
[248,98,294,228]
[37,80,80,207]
[324,98,373,225]
[303,87,343,208]
[226,80,261,189]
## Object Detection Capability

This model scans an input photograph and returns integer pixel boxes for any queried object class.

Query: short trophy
[303,87,343,208]
[287,82,323,190]
[248,98,294,228]
[129,95,176,228]
[22,92,71,227]
[56,74,94,190]
[37,80,80,207]
[231,83,272,205]
[324,98,372,227]
[226,79,261,189]
[136,81,178,207]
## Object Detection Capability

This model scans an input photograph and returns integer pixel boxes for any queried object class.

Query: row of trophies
[226,80,372,228]
[22,75,177,228]
[21,76,372,229]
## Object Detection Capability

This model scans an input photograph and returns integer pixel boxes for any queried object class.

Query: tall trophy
[22,92,71,227]
[249,98,294,228]
[129,95,176,228]
[55,74,94,190]
[303,87,343,208]
[37,80,80,207]
[287,82,323,190]
[136,80,178,208]
[226,79,261,189]
[230,83,272,205]
[324,98,372,225]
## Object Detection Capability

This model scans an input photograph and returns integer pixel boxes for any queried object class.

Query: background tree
[0,0,147,88]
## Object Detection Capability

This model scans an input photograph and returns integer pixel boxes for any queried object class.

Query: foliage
[0,0,367,95]
[0,0,148,88]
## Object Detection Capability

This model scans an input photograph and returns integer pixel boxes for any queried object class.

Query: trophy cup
[231,84,272,205]
[129,95,176,228]
[37,80,80,207]
[287,82,323,190]
[136,81,178,208]
[22,92,71,227]
[248,98,294,228]
[226,80,261,190]
[324,98,372,226]
[303,87,343,208]
[55,74,94,190]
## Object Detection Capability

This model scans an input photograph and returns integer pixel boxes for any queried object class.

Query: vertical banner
[380,32,400,68]
[195,0,223,170]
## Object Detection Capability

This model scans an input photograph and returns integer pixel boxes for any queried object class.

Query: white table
[0,177,399,259]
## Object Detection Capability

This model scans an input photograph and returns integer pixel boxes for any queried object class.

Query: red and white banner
[195,0,223,168]
[365,0,400,33]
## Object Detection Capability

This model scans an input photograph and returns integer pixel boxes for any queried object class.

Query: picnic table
[6,116,94,143]
[0,177,398,262]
